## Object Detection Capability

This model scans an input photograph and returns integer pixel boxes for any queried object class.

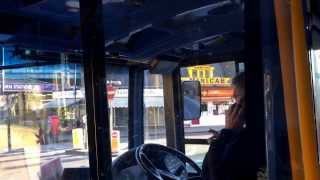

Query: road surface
[0,125,220,179]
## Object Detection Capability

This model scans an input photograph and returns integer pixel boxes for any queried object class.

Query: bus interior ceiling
[0,0,244,67]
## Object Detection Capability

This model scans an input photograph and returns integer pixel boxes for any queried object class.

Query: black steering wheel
[135,144,202,180]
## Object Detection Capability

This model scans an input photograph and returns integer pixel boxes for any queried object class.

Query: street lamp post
[7,95,12,152]
[7,112,11,151]
[1,48,11,152]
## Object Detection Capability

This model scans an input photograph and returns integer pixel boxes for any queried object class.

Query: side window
[0,48,90,179]
[309,29,320,161]
[0,52,130,180]
[181,61,238,165]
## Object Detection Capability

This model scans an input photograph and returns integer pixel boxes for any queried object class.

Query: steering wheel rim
[135,144,202,180]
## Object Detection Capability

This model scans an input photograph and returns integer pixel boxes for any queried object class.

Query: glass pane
[144,71,166,145]
[1,47,47,66]
[181,62,237,164]
[239,62,245,73]
[0,51,89,179]
[105,65,129,159]
[310,49,320,163]
[310,29,320,163]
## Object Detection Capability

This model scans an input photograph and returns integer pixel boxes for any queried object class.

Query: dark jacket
[202,128,265,180]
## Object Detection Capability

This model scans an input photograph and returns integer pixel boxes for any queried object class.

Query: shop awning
[110,97,164,108]
[144,97,164,108]
[110,98,128,108]
[201,96,233,103]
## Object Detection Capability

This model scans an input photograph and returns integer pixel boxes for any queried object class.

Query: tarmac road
[0,125,221,179]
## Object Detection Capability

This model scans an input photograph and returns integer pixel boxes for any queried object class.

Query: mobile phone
[208,128,219,135]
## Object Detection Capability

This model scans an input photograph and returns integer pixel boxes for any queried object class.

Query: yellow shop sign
[181,77,231,85]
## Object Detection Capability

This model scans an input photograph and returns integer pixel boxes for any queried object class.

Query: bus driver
[202,72,265,180]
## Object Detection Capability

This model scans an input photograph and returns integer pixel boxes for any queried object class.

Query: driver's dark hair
[232,72,245,90]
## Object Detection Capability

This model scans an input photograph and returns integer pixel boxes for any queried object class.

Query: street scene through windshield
[0,45,237,178]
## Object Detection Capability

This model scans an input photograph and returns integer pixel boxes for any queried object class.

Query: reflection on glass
[310,49,320,163]
[0,58,89,179]
[2,47,47,66]
[0,58,132,179]
[144,71,166,145]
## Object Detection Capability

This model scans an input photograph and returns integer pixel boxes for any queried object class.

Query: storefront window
[193,70,197,77]
[205,70,210,78]
[200,71,204,78]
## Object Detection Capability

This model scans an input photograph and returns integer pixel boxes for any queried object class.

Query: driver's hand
[225,103,244,129]
[208,128,220,144]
